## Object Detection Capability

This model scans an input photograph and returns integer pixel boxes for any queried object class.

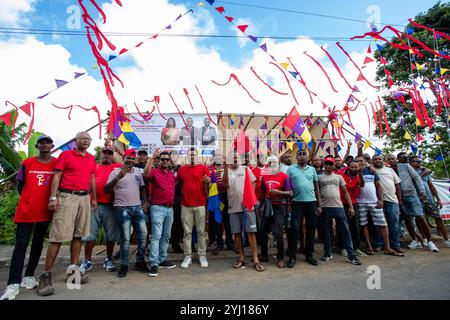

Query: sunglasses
[324,162,334,165]
[160,158,170,162]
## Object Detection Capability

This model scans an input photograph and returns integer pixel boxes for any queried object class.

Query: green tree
[374,1,449,179]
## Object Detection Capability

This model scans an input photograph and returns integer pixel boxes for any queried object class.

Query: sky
[0,0,441,153]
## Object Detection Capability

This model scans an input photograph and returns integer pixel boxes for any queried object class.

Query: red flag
[283,106,300,129]
[215,6,225,13]
[243,167,257,211]
[20,102,32,117]
[417,133,425,142]
[0,111,14,126]
[363,56,375,64]
[356,73,365,81]
[237,25,248,33]
[225,16,233,22]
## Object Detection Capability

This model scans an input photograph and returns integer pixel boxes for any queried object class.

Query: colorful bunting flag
[55,79,68,88]
[435,154,444,161]
[363,140,372,150]
[405,131,411,140]
[286,141,295,151]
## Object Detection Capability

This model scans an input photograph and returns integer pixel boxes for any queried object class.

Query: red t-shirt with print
[15,157,58,223]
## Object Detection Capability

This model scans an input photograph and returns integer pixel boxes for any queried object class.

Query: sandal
[384,251,404,257]
[233,260,246,268]
[253,262,265,272]
[366,249,374,255]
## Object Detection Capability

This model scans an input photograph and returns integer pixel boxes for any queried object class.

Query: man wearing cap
[1,136,57,300]
[37,132,97,296]
[318,155,361,265]
[286,149,321,268]
[104,149,149,278]
[134,149,148,172]
[79,147,122,274]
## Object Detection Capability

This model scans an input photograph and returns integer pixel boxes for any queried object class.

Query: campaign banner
[434,180,450,220]
[129,113,218,156]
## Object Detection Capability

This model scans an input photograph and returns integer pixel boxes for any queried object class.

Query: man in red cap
[104,148,149,278]
[79,146,122,274]
[318,155,361,265]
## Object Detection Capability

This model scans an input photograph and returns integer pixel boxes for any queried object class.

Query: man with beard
[318,156,361,265]
[372,155,404,253]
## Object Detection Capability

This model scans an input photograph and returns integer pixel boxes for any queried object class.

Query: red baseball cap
[323,156,335,164]
[102,146,114,154]
[124,149,137,158]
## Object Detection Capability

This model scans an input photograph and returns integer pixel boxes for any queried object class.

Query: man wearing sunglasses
[145,151,177,277]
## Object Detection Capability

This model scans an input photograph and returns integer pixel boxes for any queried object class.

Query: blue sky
[0,0,444,149]
[13,0,440,75]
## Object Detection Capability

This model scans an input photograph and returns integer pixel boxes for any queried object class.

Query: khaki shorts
[49,193,91,242]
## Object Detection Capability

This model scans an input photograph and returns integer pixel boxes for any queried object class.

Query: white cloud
[0,0,36,26]
[0,0,382,153]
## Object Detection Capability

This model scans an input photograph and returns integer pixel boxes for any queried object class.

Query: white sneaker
[199,255,209,268]
[340,249,348,257]
[180,256,192,269]
[427,241,439,252]
[422,239,428,247]
[408,240,423,249]
[1,284,19,300]
[20,276,38,289]
[442,240,450,248]
[355,249,368,257]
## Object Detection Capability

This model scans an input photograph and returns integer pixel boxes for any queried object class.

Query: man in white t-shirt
[354,156,403,257]
[372,155,404,253]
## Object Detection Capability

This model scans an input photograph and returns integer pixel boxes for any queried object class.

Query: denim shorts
[402,195,424,217]
[83,203,120,242]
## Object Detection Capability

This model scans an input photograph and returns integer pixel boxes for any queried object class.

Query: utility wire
[216,0,450,31]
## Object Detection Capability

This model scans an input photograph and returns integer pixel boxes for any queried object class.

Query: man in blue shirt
[286,149,321,268]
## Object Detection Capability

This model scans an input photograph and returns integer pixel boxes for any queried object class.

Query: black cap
[137,149,148,155]
[37,135,53,144]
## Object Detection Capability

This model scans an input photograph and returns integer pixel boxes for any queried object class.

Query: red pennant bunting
[357,73,365,82]
[367,46,372,54]
[417,133,425,142]
[363,56,375,64]
[380,57,387,65]
[20,102,32,117]
[237,25,248,33]
[119,48,128,55]
[225,16,234,22]
[215,6,225,13]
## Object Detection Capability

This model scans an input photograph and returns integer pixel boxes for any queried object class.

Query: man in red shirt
[1,136,57,300]
[340,160,366,257]
[259,155,293,268]
[37,132,97,297]
[177,148,211,269]
[145,150,177,277]
[79,147,122,274]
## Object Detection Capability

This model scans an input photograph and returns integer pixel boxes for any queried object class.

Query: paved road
[1,241,449,300]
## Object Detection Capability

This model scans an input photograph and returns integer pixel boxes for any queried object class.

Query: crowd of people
[1,132,448,300]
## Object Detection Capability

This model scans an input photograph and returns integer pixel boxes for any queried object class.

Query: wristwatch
[49,196,57,201]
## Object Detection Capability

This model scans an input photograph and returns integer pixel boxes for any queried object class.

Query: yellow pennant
[415,63,423,71]
[363,140,372,150]
[197,2,205,6]
[280,62,289,69]
[441,68,449,75]
[405,131,411,140]
[286,141,295,151]
[436,134,441,141]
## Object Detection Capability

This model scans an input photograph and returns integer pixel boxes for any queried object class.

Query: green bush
[0,188,19,245]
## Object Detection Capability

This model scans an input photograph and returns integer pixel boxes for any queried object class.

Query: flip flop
[253,262,265,272]
[233,260,246,268]
[384,251,404,257]
[366,249,374,255]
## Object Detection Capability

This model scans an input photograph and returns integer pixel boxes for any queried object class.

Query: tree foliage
[374,1,449,179]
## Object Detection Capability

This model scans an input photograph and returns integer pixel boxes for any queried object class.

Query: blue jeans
[322,207,356,259]
[115,206,148,266]
[150,205,174,267]
[374,201,401,250]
